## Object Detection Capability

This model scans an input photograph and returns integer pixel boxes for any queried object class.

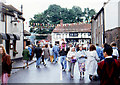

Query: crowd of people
[0,40,120,85]
[23,41,120,85]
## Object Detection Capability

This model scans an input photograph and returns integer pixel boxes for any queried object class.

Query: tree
[29,4,96,34]
[88,9,96,17]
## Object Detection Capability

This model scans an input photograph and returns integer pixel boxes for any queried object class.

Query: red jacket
[97,58,120,85]
[2,54,12,74]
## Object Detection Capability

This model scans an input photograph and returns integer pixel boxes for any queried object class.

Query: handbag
[71,59,77,63]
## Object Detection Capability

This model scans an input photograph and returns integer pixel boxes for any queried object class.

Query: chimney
[21,5,23,15]
[60,20,63,26]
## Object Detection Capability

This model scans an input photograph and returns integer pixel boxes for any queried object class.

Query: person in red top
[0,45,12,84]
[97,44,120,85]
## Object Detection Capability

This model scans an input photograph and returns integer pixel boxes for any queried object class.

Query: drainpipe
[21,5,24,50]
[91,20,92,44]
[103,9,105,44]
[23,21,24,50]
[5,15,7,34]
[5,14,7,49]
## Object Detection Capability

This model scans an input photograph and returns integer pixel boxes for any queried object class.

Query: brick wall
[105,27,120,49]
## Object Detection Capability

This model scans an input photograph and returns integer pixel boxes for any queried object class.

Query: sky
[4,0,108,31]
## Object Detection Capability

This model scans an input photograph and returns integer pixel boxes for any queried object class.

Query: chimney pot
[60,20,63,26]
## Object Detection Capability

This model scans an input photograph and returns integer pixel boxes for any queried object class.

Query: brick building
[91,0,120,48]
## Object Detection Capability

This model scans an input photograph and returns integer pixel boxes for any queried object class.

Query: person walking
[76,46,87,79]
[28,45,32,60]
[97,44,120,85]
[41,45,45,64]
[76,44,80,52]
[86,44,100,80]
[66,43,73,52]
[0,45,12,84]
[22,46,30,69]
[60,39,67,50]
[30,44,35,60]
[59,43,67,71]
[110,42,119,59]
[96,44,104,61]
[34,44,42,68]
[49,44,54,63]
[52,43,59,63]
[42,44,50,66]
[67,47,77,78]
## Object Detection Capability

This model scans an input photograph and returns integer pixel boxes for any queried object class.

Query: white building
[0,3,25,59]
[91,0,120,48]
[104,0,120,31]
[52,20,91,46]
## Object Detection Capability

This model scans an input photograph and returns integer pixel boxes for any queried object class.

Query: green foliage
[29,4,96,34]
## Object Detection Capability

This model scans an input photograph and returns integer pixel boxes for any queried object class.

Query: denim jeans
[44,58,48,65]
[36,57,41,66]
[60,56,67,69]
[54,52,58,62]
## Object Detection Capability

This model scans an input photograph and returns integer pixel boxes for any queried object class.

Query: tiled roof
[52,23,91,33]
[0,2,25,21]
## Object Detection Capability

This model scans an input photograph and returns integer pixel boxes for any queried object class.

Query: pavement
[11,57,36,74]
[8,57,100,84]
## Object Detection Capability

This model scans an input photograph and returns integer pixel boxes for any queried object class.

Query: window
[88,33,91,36]
[59,34,61,39]
[84,33,86,37]
[1,13,5,22]
[62,34,64,38]
[69,32,78,37]
[98,16,100,27]
[101,13,103,25]
[82,39,84,42]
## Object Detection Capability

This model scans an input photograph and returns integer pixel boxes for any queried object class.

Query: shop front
[0,33,20,58]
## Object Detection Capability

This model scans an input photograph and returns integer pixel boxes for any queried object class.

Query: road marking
[60,66,62,80]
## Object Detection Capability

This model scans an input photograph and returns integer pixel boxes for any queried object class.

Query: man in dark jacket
[59,43,67,71]
[97,44,120,85]
[34,44,42,68]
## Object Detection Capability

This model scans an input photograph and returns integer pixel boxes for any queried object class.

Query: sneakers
[70,74,74,78]
[62,69,66,72]
[68,69,71,72]
[89,75,93,81]
[44,64,46,67]
[36,66,40,68]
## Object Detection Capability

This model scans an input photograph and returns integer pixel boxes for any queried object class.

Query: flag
[33,23,35,26]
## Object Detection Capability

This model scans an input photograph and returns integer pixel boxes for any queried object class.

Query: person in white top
[49,44,54,63]
[110,42,119,59]
[76,46,87,79]
[67,47,77,78]
[85,44,100,80]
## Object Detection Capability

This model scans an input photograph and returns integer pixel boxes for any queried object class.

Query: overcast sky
[5,0,108,30]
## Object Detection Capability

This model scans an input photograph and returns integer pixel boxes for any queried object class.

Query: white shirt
[105,56,112,59]
[112,48,119,58]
